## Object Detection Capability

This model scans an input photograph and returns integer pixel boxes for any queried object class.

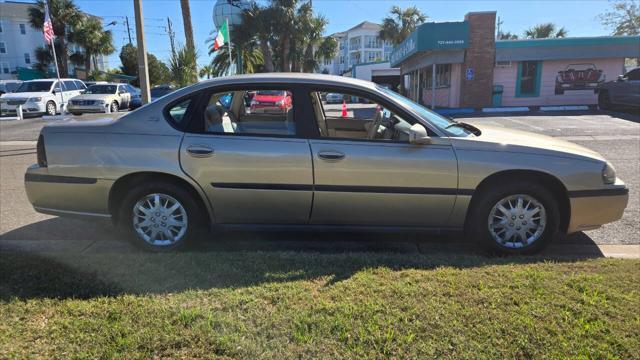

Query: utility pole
[125,16,133,45]
[496,16,503,39]
[166,17,176,57]
[133,0,150,104]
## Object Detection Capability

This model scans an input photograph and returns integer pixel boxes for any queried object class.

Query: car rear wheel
[120,182,202,251]
[45,101,56,116]
[598,91,612,110]
[466,182,559,255]
[110,101,119,113]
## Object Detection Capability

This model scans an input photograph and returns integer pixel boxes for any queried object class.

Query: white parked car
[0,78,86,117]
[68,83,132,115]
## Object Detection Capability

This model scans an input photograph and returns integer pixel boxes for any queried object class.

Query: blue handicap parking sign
[466,68,475,80]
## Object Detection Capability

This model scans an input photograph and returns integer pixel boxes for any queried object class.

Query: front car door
[178,85,314,224]
[306,87,459,227]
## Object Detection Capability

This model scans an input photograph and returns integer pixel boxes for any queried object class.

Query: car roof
[197,73,377,89]
[24,78,81,82]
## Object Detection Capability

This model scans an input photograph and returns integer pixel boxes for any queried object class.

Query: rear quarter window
[165,98,193,130]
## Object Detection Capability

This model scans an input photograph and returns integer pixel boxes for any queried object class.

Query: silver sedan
[24,74,629,254]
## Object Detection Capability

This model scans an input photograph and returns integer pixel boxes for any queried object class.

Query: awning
[496,36,640,61]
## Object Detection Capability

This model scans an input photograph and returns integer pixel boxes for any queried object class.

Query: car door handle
[318,151,345,161]
[186,145,214,157]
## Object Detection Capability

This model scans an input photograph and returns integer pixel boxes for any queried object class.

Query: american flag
[43,3,55,44]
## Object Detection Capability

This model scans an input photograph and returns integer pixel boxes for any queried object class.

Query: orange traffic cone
[341,100,347,117]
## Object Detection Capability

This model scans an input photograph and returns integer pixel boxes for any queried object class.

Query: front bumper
[567,184,629,233]
[67,104,107,113]
[0,101,46,115]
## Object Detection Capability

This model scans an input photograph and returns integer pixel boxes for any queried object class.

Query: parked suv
[596,67,640,110]
[0,78,86,116]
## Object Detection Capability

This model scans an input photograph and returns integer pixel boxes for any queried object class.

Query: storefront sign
[466,68,475,80]
[391,21,469,66]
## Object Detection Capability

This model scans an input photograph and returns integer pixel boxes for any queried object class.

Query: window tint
[313,91,413,142]
[167,98,192,126]
[62,80,77,91]
[626,69,640,81]
[74,80,86,90]
[202,89,295,136]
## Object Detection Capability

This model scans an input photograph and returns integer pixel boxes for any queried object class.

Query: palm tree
[498,31,519,40]
[379,6,427,45]
[294,4,337,73]
[69,15,115,73]
[207,38,263,76]
[28,0,83,77]
[272,0,298,71]
[524,23,568,38]
[180,0,197,80]
[169,45,198,87]
[242,3,276,72]
[199,64,214,79]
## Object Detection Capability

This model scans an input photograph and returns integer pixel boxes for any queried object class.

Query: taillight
[36,134,47,167]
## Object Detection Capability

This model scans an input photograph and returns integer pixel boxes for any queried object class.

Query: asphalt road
[0,109,638,254]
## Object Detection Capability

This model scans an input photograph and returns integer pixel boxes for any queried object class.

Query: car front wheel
[45,101,57,116]
[598,91,612,110]
[120,182,201,251]
[466,182,559,255]
[110,101,119,113]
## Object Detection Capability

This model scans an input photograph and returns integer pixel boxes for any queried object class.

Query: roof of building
[345,21,381,33]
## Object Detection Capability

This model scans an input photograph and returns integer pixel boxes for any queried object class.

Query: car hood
[70,94,114,101]
[457,123,605,162]
[1,92,49,100]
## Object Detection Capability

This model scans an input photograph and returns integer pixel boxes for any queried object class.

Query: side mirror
[617,75,626,82]
[51,90,56,94]
[409,123,432,145]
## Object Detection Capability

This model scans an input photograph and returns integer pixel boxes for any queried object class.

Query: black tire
[119,181,203,251]
[71,112,82,116]
[110,101,119,113]
[598,90,612,110]
[45,101,57,116]
[465,181,560,255]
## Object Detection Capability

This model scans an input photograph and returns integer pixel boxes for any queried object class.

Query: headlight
[29,97,43,102]
[602,162,616,184]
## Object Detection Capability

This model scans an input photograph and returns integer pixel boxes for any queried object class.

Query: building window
[349,37,361,51]
[339,55,345,65]
[364,51,382,63]
[516,61,542,97]
[24,53,31,64]
[349,52,361,65]
[0,42,6,54]
[323,58,332,66]
[339,41,345,50]
[1,62,9,74]
[0,21,3,33]
[422,64,452,88]
[364,35,382,48]
[19,23,27,35]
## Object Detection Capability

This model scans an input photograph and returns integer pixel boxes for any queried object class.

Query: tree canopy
[379,6,427,45]
[599,0,640,35]
[119,44,170,86]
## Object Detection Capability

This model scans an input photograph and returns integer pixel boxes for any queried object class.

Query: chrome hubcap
[47,103,55,114]
[132,193,188,246]
[488,194,546,248]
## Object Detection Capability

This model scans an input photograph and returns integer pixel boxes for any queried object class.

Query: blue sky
[70,0,615,69]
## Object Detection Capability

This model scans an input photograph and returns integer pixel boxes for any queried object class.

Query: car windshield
[85,85,117,94]
[15,81,53,93]
[151,88,172,97]
[257,90,285,96]
[376,86,473,137]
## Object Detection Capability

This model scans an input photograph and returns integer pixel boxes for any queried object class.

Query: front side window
[74,80,86,90]
[517,61,541,97]
[312,91,415,142]
[62,80,78,91]
[201,89,295,136]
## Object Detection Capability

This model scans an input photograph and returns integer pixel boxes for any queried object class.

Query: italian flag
[213,19,229,50]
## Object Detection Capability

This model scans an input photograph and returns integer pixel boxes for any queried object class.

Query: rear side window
[200,89,295,136]
[167,98,192,127]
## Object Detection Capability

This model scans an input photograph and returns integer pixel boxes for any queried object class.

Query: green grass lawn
[0,251,638,359]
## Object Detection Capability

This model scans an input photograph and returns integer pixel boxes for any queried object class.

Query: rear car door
[118,84,130,109]
[178,86,314,224]
[306,89,459,227]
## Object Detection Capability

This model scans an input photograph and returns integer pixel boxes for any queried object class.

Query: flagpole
[226,18,233,75]
[45,0,64,110]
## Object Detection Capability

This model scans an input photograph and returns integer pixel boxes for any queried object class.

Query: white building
[319,21,395,76]
[0,0,107,80]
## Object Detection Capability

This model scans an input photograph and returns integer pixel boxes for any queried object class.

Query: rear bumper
[24,165,113,219]
[567,186,629,233]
